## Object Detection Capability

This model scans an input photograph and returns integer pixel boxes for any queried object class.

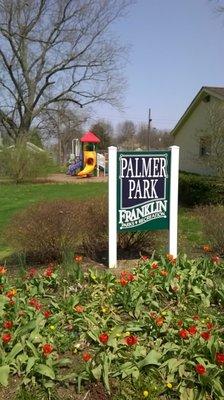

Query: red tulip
[82,352,92,362]
[3,321,13,329]
[188,326,197,335]
[125,335,138,346]
[2,332,12,344]
[216,353,224,364]
[42,343,53,356]
[99,332,109,344]
[195,364,206,375]
[74,305,85,313]
[200,331,211,341]
[179,329,188,339]
[43,310,52,319]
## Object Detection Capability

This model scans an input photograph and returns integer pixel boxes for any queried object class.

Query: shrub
[179,173,224,206]
[4,197,160,264]
[4,200,84,263]
[80,196,108,261]
[0,142,54,183]
[81,196,159,261]
[195,205,224,256]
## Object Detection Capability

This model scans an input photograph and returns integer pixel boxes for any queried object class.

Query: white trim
[108,146,117,268]
[168,146,179,257]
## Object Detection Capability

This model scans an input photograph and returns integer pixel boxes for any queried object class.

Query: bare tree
[42,104,87,163]
[117,120,136,149]
[0,0,131,142]
[137,123,173,149]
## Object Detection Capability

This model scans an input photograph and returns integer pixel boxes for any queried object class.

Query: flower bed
[0,255,223,400]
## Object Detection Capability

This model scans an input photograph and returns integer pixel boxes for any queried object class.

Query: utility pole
[147,108,152,150]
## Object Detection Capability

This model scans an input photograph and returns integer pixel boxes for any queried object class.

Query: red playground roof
[80,131,100,143]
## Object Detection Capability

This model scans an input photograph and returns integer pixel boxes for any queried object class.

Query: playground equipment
[66,131,108,178]
[77,131,100,178]
[97,153,107,176]
[67,157,82,176]
[66,139,82,176]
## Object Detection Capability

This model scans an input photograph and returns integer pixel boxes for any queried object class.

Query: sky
[91,0,224,131]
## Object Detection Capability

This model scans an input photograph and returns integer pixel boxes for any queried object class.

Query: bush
[195,205,224,256]
[4,197,159,264]
[179,172,224,206]
[4,200,84,263]
[81,196,159,261]
[80,196,108,261]
[0,142,54,183]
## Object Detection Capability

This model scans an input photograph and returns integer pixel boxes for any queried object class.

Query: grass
[178,207,205,255]
[0,182,107,258]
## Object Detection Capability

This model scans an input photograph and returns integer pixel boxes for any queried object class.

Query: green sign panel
[117,151,171,232]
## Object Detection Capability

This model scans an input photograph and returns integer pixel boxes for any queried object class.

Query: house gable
[172,86,224,176]
[172,86,224,137]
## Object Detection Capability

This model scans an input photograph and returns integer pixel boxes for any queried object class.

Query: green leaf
[54,358,71,367]
[103,356,110,393]
[26,340,39,358]
[91,364,102,380]
[26,357,36,374]
[180,389,194,400]
[167,358,185,374]
[87,329,99,342]
[213,378,224,396]
[35,364,55,379]
[192,286,202,294]
[0,365,10,387]
[0,295,7,317]
[132,367,140,380]
[5,343,23,363]
[16,320,37,337]
[138,350,162,368]
[134,297,143,318]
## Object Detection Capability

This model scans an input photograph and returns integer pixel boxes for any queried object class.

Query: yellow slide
[77,151,96,177]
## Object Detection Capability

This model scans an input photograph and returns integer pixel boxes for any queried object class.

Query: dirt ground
[38,173,108,184]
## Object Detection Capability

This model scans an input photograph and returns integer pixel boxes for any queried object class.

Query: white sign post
[168,146,179,258]
[108,146,117,268]
[108,145,179,268]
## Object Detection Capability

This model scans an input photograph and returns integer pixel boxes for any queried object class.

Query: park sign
[108,146,179,268]
[117,151,170,232]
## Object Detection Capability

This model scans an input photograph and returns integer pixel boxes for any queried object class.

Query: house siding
[173,97,218,176]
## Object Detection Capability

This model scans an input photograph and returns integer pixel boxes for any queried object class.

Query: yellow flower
[50,325,55,331]
[167,382,173,389]
[143,390,149,397]
[101,307,108,313]
[124,331,130,337]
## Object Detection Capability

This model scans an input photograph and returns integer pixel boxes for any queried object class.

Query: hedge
[178,172,224,206]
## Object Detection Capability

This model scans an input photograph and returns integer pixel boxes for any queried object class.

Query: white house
[172,86,224,176]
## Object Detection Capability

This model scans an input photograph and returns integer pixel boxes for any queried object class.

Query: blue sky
[92,0,224,131]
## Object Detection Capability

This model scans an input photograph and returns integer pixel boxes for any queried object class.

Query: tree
[90,120,113,150]
[0,0,131,142]
[41,103,87,163]
[117,120,136,149]
[137,124,173,149]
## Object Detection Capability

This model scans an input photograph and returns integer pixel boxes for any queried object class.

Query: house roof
[171,86,224,136]
[80,131,100,143]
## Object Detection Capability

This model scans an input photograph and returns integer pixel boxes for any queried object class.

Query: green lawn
[0,182,107,258]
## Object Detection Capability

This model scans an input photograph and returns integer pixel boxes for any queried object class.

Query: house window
[199,137,211,157]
